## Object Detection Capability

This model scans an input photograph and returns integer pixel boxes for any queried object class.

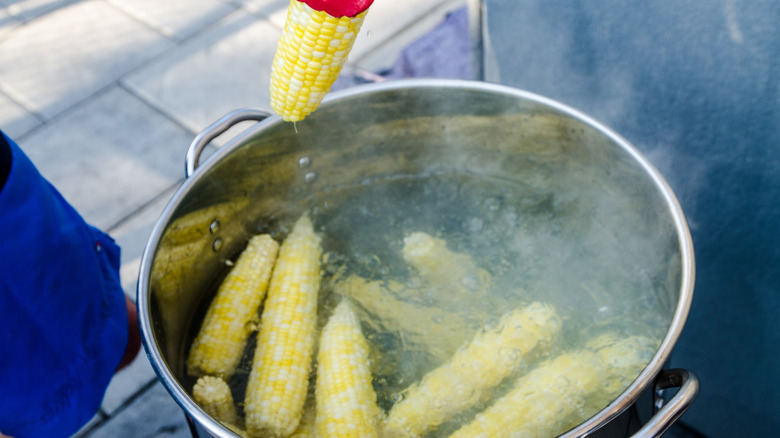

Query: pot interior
[142,80,692,437]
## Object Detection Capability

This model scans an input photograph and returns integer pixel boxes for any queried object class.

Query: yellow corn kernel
[244,214,323,437]
[333,275,472,362]
[401,232,492,307]
[449,350,603,438]
[385,302,562,437]
[192,376,242,432]
[187,234,280,378]
[316,300,381,438]
[270,0,368,121]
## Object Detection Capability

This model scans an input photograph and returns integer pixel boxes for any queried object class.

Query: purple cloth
[382,7,471,80]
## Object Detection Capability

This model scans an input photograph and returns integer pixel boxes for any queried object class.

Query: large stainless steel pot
[138,79,698,437]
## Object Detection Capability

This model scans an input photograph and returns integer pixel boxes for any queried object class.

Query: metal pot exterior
[138,79,696,437]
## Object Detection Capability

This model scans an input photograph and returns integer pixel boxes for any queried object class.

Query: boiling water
[190,169,674,436]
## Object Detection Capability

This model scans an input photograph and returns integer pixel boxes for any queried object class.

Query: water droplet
[304,172,317,184]
[209,218,220,234]
[366,30,372,39]
[212,238,223,252]
[298,156,312,169]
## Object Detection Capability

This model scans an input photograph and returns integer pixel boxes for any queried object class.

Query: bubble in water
[468,217,484,232]
[304,172,317,184]
[461,274,483,291]
[209,218,220,233]
[485,197,501,211]
[483,317,501,332]
[212,238,223,252]
[298,156,312,169]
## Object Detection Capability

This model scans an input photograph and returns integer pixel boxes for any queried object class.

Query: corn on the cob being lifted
[316,300,382,437]
[187,234,279,378]
[385,302,562,437]
[270,0,374,122]
[244,214,322,437]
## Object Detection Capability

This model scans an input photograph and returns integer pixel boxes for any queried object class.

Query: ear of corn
[187,234,279,378]
[385,302,561,437]
[269,0,369,122]
[192,376,245,435]
[244,214,322,437]
[448,350,603,438]
[333,275,472,362]
[401,232,492,309]
[315,300,381,438]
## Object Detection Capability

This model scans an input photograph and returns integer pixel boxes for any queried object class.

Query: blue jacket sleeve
[0,132,128,438]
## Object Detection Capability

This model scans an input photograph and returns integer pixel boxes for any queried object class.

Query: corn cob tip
[316,298,381,437]
[192,376,241,430]
[270,0,370,122]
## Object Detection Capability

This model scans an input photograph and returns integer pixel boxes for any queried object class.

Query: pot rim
[137,78,695,438]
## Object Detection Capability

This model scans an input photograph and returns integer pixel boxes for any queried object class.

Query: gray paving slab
[100,352,159,415]
[0,0,81,22]
[107,0,237,41]
[82,381,192,438]
[72,411,107,438]
[19,86,194,230]
[0,90,41,138]
[123,9,281,134]
[0,0,174,120]
[234,0,288,27]
[0,6,20,40]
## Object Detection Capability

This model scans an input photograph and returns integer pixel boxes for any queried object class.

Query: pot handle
[631,369,700,438]
[185,109,271,177]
